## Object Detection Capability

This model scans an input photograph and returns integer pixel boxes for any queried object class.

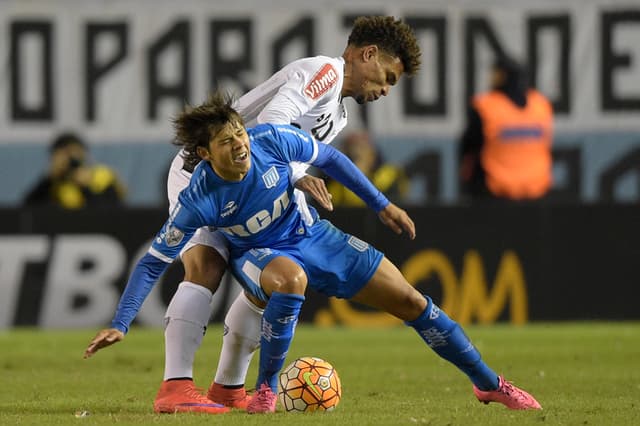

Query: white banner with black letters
[1,0,639,145]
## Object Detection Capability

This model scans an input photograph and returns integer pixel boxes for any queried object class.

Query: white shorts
[167,151,230,262]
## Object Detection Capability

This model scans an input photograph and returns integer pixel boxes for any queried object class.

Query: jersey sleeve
[109,252,170,333]
[150,198,204,261]
[311,143,389,212]
[252,71,316,183]
[257,60,340,125]
[256,70,310,124]
[258,124,319,166]
[110,198,205,333]
[252,59,341,184]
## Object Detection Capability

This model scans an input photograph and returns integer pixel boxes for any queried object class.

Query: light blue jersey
[152,124,319,261]
[111,123,389,333]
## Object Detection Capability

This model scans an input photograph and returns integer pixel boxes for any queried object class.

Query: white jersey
[168,55,348,224]
[236,55,348,147]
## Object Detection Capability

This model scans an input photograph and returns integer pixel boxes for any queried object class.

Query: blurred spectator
[459,55,553,201]
[327,130,409,206]
[23,132,126,209]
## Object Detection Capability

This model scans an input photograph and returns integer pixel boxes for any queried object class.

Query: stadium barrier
[0,204,638,329]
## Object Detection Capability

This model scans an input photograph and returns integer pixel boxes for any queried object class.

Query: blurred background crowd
[1,0,638,209]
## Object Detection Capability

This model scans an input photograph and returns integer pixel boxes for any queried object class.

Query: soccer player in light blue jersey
[159,16,422,411]
[85,92,542,413]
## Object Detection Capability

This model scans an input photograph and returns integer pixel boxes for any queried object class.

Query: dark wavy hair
[348,16,422,76]
[172,92,244,170]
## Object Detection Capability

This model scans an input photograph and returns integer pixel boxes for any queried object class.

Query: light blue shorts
[228,219,384,303]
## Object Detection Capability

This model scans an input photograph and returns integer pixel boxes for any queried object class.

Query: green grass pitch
[1,322,639,425]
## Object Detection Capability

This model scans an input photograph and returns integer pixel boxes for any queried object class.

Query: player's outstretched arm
[310,142,389,215]
[84,328,125,358]
[378,203,416,240]
[294,175,333,211]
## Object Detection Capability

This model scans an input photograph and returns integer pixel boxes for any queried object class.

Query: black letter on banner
[527,15,571,114]
[404,151,442,201]
[210,20,252,94]
[600,147,640,201]
[548,147,581,202]
[464,18,507,111]
[601,11,640,111]
[272,17,314,72]
[404,17,447,117]
[148,21,191,120]
[85,23,128,121]
[342,13,383,128]
[10,21,53,121]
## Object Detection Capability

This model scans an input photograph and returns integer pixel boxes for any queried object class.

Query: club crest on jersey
[304,63,338,100]
[262,166,279,188]
[163,225,184,247]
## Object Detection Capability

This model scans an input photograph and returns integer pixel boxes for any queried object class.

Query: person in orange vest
[459,56,553,201]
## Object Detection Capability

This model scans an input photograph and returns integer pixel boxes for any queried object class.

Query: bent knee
[182,245,226,289]
[271,272,307,295]
[261,256,307,296]
[398,289,429,321]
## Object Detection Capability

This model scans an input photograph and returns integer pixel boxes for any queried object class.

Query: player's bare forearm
[294,175,333,211]
[83,328,124,359]
[378,203,416,240]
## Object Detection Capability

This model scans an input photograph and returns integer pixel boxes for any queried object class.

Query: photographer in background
[326,130,409,206]
[23,132,126,209]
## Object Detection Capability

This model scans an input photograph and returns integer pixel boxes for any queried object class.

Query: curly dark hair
[172,92,244,170]
[347,16,422,76]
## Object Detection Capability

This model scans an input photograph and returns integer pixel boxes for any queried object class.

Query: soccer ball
[278,356,342,412]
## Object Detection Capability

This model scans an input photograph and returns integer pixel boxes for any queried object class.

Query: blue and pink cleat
[473,375,542,410]
[246,383,278,414]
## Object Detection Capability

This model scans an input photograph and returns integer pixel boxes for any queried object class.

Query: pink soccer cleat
[207,382,252,409]
[473,375,542,410]
[246,383,277,414]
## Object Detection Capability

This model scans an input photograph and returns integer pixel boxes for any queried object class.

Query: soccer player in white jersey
[147,16,422,413]
[84,93,542,413]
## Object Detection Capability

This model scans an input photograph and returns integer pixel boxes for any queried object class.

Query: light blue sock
[405,296,499,391]
[256,292,305,392]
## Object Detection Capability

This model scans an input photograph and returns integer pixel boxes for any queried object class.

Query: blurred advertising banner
[1,205,638,329]
[1,0,639,145]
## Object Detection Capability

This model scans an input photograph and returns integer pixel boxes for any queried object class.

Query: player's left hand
[83,328,125,359]
[378,203,416,240]
[295,175,333,211]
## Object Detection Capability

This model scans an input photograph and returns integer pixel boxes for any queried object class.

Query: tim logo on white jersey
[304,64,338,100]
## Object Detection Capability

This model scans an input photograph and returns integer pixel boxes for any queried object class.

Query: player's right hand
[83,328,124,359]
[294,175,333,211]
[378,203,416,240]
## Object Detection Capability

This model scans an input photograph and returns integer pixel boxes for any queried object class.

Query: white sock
[163,282,213,380]
[214,291,264,386]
